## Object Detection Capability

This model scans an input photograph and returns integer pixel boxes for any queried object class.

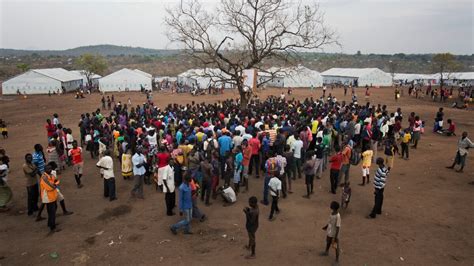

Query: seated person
[438,119,456,136]
[215,185,237,206]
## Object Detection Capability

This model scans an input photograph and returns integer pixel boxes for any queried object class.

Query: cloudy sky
[0,0,472,54]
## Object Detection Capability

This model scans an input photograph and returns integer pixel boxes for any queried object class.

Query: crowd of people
[0,88,473,263]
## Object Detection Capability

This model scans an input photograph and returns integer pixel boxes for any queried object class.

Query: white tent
[2,68,82,95]
[266,66,323,88]
[99,68,152,92]
[69,70,101,86]
[177,68,234,89]
[257,71,284,88]
[322,68,392,87]
[134,69,152,78]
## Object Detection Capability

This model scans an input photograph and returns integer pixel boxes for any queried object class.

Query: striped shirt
[373,166,389,189]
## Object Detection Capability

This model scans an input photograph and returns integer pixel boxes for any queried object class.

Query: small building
[322,68,392,87]
[99,68,152,92]
[69,70,101,87]
[2,68,83,95]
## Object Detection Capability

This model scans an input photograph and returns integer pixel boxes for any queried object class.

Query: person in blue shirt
[170,174,193,235]
[32,144,46,174]
[176,128,183,146]
[131,148,147,199]
[234,147,243,193]
[218,132,232,179]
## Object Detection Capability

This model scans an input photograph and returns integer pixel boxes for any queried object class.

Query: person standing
[359,148,373,186]
[329,146,343,194]
[131,148,147,199]
[163,163,176,216]
[170,175,193,235]
[248,132,261,179]
[96,150,117,201]
[446,132,474,173]
[268,175,282,221]
[412,116,422,149]
[200,158,212,206]
[303,151,316,199]
[339,142,352,185]
[39,164,60,234]
[243,196,259,259]
[241,140,252,192]
[291,133,304,179]
[400,129,411,160]
[368,158,389,219]
[68,141,84,188]
[22,153,40,216]
[321,201,341,263]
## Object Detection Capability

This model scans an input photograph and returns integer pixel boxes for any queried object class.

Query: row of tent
[393,72,474,86]
[1,68,152,95]
[2,66,473,95]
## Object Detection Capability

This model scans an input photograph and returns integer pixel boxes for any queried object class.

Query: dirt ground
[0,87,473,266]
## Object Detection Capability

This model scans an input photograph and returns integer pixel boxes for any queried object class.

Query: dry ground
[0,87,473,266]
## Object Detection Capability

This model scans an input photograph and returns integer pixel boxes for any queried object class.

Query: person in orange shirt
[40,164,60,233]
[248,133,261,179]
[242,140,252,192]
[339,142,352,186]
[68,141,84,188]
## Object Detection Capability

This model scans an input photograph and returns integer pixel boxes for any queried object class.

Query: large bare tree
[165,0,337,107]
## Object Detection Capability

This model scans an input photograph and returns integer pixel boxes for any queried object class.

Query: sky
[0,0,472,54]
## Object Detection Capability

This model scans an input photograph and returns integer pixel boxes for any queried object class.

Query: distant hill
[0,45,180,57]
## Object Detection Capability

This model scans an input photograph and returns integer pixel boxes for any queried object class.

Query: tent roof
[265,65,322,87]
[133,69,152,78]
[100,68,152,81]
[32,68,83,82]
[69,70,101,79]
[321,68,384,78]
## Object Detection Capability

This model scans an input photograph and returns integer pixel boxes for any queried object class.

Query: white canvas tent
[257,71,284,88]
[177,68,234,89]
[99,68,152,92]
[134,69,152,78]
[322,68,392,87]
[2,68,82,95]
[266,66,323,88]
[69,70,101,86]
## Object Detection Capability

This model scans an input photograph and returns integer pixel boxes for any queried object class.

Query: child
[360,148,373,186]
[329,146,343,194]
[341,182,351,209]
[0,119,8,139]
[400,129,411,160]
[243,196,259,259]
[302,151,316,199]
[321,201,341,263]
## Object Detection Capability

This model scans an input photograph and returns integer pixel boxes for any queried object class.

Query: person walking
[68,141,84,188]
[170,175,193,235]
[268,175,282,221]
[243,196,259,259]
[446,132,474,173]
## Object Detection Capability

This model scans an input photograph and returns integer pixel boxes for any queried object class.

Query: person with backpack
[203,131,218,159]
[262,150,280,206]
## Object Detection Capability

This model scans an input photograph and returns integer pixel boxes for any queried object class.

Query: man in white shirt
[131,148,147,199]
[235,125,246,136]
[147,130,158,148]
[162,165,176,216]
[291,134,304,179]
[268,176,282,221]
[233,131,244,148]
[96,150,116,201]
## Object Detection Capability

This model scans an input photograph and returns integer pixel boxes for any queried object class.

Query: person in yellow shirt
[400,129,411,160]
[359,149,373,186]
[40,164,60,233]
